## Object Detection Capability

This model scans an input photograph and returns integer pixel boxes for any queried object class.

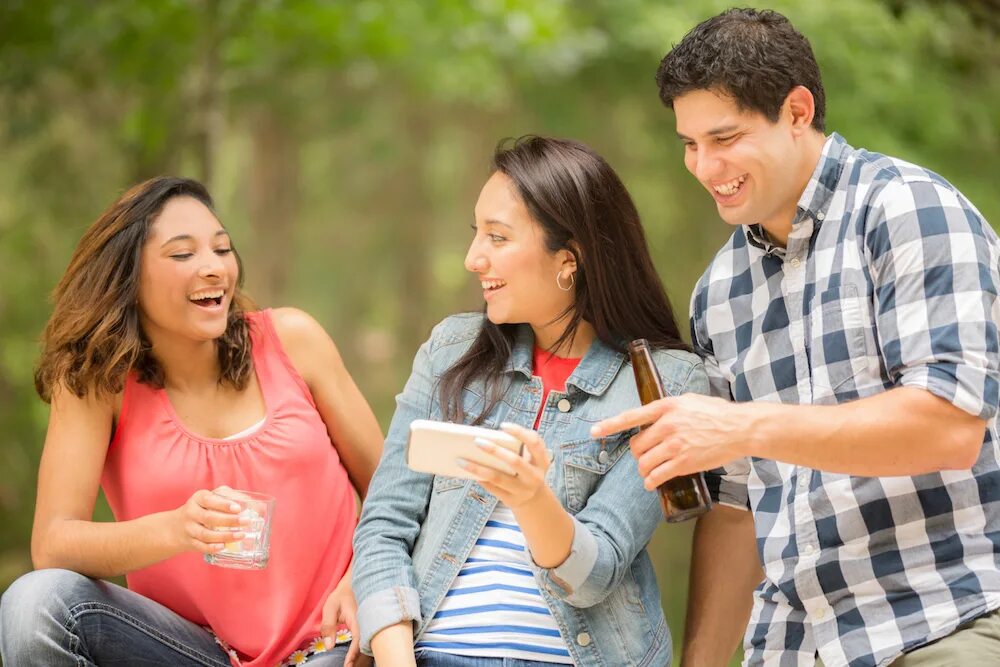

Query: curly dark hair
[655,8,826,132]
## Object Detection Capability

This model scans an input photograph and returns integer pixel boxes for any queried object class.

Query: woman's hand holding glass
[171,486,248,555]
[458,422,550,509]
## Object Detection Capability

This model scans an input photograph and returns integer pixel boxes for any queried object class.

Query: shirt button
[816,211,825,221]
[598,450,609,464]
[557,398,572,413]
[576,632,591,647]
[799,476,808,489]
[816,608,827,619]
[789,257,801,268]
[803,544,815,556]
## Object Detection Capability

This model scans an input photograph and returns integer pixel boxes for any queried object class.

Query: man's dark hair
[655,8,826,132]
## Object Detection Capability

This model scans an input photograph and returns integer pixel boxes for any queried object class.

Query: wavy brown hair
[34,177,256,403]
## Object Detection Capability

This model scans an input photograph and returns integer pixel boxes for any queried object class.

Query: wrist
[507,483,554,513]
[741,400,779,459]
[160,508,188,556]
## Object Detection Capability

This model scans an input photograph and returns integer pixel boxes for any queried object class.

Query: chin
[484,306,512,326]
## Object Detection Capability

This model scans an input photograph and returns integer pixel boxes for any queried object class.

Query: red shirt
[532,346,582,429]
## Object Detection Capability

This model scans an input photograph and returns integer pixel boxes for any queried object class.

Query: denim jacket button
[576,632,591,646]
[597,450,609,465]
[557,398,572,413]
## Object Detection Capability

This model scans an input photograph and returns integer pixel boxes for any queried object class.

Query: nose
[198,249,225,278]
[464,239,488,274]
[691,146,722,183]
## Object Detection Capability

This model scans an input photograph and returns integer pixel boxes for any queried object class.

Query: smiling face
[137,196,239,345]
[674,88,817,238]
[465,171,576,330]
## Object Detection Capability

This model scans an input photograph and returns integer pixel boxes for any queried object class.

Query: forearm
[747,387,986,476]
[371,621,417,666]
[512,486,574,568]
[682,506,761,667]
[32,510,183,578]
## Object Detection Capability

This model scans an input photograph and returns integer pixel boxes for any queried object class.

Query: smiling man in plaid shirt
[593,8,1000,667]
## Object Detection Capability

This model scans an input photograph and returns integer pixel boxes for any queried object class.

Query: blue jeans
[0,568,350,666]
[415,651,559,667]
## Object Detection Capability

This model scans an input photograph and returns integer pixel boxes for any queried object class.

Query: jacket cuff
[534,515,598,602]
[356,586,422,656]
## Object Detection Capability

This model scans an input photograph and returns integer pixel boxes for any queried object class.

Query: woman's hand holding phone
[457,422,551,510]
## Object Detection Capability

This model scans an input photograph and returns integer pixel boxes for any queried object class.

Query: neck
[760,130,828,247]
[145,332,222,392]
[532,318,596,358]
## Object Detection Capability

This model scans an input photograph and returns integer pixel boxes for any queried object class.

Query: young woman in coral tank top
[0,177,381,667]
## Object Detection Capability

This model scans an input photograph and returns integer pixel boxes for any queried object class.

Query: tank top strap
[247,309,318,412]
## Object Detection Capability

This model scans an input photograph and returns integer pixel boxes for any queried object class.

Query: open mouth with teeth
[712,174,748,198]
[188,289,225,308]
[481,278,507,294]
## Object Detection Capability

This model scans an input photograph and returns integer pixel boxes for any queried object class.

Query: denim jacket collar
[503,324,627,397]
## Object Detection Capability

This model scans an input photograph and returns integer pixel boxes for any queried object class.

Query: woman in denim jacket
[352,136,709,666]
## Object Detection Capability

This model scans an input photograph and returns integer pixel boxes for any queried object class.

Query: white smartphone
[406,419,524,479]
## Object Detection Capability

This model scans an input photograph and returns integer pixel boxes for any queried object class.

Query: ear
[558,241,581,273]
[783,85,815,136]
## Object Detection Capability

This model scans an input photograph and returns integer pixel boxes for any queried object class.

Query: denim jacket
[352,314,710,666]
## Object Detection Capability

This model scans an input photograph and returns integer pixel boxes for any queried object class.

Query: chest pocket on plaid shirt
[808,283,872,400]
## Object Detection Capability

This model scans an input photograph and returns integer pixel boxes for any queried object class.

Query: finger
[345,640,359,667]
[199,490,243,514]
[629,422,676,458]
[500,423,547,465]
[320,598,340,637]
[342,608,360,666]
[189,538,228,555]
[590,399,672,438]
[637,441,680,478]
[190,521,244,545]
[456,457,502,484]
[197,508,246,530]
[645,457,686,491]
[479,440,544,483]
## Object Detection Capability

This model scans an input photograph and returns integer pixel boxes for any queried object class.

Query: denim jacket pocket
[432,476,466,494]
[561,433,631,513]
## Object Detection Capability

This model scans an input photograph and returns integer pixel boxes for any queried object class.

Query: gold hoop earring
[556,270,575,291]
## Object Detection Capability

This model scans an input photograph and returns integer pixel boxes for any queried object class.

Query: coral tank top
[102,309,357,666]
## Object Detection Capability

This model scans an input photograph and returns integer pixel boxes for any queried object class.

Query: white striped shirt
[417,504,573,663]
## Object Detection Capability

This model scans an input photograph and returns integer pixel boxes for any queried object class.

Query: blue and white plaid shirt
[691,134,1000,667]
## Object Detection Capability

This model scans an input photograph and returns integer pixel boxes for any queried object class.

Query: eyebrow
[483,218,513,230]
[160,230,230,247]
[676,124,741,141]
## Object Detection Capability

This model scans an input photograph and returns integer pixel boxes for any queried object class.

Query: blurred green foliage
[1,1,998,664]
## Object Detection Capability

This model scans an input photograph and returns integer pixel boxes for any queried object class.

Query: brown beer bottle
[627,338,712,522]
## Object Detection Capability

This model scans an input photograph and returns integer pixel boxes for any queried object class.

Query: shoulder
[267,307,343,381]
[845,149,983,225]
[267,307,330,348]
[649,348,709,397]
[426,312,486,351]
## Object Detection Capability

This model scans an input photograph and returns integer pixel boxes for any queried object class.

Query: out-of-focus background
[1,1,998,664]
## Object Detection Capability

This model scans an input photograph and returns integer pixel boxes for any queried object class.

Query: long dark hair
[439,136,688,423]
[35,176,256,402]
